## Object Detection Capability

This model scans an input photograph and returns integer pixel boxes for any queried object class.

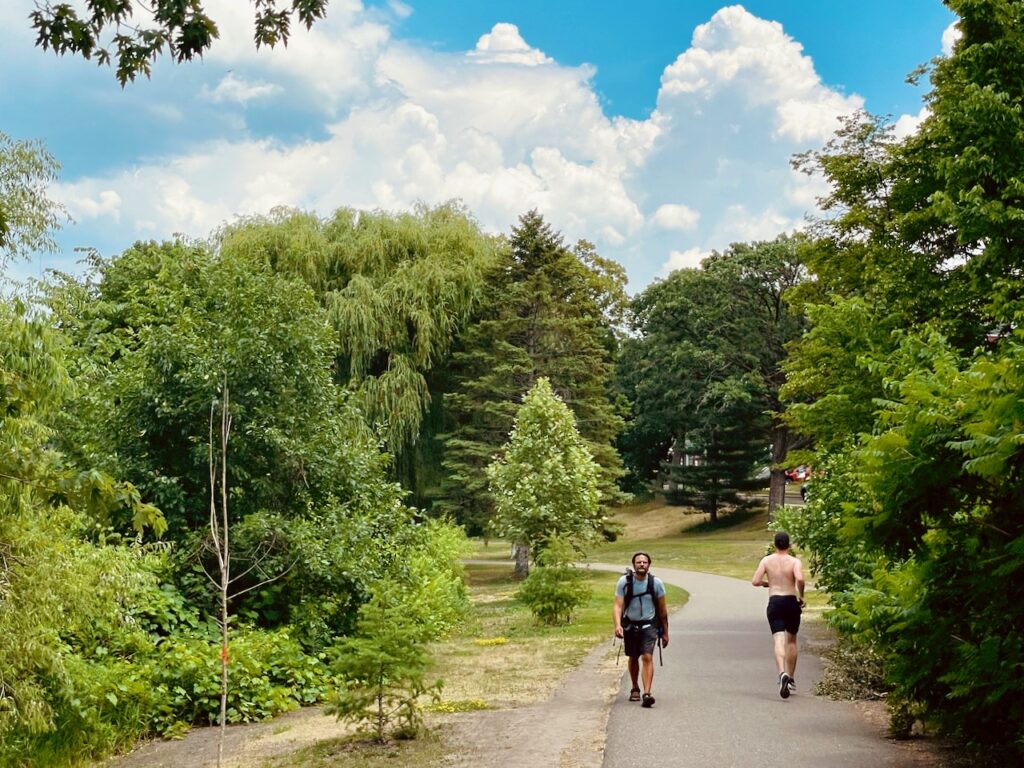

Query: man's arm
[751,557,769,587]
[614,594,625,638]
[795,558,806,605]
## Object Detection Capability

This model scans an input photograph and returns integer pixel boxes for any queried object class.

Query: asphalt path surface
[597,564,912,768]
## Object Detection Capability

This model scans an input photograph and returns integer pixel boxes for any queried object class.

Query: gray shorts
[623,624,659,658]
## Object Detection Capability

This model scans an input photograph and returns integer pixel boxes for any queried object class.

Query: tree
[486,378,603,578]
[619,235,807,517]
[30,0,330,85]
[0,132,66,269]
[216,203,500,506]
[515,539,593,625]
[0,299,170,764]
[662,377,768,522]
[778,1,1024,754]
[327,583,443,743]
[42,240,457,648]
[440,211,628,534]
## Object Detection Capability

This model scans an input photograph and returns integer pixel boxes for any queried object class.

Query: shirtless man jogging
[751,531,805,699]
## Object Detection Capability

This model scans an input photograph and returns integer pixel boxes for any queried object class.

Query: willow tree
[216,203,500,502]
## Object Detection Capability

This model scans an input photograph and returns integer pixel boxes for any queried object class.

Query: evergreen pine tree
[436,211,627,534]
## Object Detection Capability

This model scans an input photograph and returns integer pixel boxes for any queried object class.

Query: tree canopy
[439,210,628,534]
[31,0,330,85]
[619,234,808,516]
[778,1,1024,754]
[487,377,603,577]
[0,132,66,268]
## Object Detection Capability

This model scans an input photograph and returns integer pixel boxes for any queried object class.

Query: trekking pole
[658,636,664,667]
[615,636,622,666]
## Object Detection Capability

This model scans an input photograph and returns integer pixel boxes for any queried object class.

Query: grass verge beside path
[431,563,686,707]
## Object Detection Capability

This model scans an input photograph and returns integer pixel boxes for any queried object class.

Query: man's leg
[785,632,798,678]
[628,655,640,690]
[772,631,788,675]
[773,631,792,698]
[640,652,655,693]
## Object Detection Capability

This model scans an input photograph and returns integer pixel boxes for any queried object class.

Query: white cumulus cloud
[652,203,700,231]
[469,23,553,66]
[14,3,887,291]
[662,247,711,275]
[202,73,282,104]
[942,21,962,56]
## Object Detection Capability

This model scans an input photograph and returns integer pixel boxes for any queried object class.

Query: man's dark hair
[774,531,791,550]
[632,551,652,567]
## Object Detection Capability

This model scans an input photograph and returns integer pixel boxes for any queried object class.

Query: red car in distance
[784,465,810,483]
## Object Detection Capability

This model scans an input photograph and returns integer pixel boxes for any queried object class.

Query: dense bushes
[0,247,470,766]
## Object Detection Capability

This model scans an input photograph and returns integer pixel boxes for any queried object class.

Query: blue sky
[1,1,956,291]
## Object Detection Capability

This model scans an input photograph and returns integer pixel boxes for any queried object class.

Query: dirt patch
[437,640,621,768]
[98,709,359,768]
[99,641,621,768]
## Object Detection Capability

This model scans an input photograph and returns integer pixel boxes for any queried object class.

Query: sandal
[641,693,655,708]
[628,688,641,701]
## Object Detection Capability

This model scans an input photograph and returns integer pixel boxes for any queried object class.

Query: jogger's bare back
[755,552,803,596]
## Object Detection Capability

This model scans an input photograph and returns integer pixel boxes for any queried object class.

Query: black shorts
[623,624,660,658]
[767,595,801,635]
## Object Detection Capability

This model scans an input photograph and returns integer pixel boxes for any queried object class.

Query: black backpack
[621,569,659,630]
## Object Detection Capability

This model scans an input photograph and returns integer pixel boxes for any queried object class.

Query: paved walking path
[596,564,917,768]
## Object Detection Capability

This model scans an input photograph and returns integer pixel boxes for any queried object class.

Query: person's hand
[614,626,623,639]
[798,597,806,608]
[660,631,669,648]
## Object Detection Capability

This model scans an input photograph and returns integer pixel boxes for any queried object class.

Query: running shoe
[641,693,655,708]
[779,673,792,699]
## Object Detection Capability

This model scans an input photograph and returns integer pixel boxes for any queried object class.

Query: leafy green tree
[0,300,170,764]
[31,0,329,85]
[619,235,806,517]
[43,241,464,647]
[440,211,628,534]
[216,203,500,505]
[486,377,603,578]
[0,133,66,269]
[779,1,1024,754]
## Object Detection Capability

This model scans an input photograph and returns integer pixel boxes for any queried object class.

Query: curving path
[595,564,922,768]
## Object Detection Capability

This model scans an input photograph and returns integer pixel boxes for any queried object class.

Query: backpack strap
[622,570,634,621]
[622,570,659,627]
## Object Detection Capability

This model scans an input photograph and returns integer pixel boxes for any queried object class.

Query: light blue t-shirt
[615,574,665,622]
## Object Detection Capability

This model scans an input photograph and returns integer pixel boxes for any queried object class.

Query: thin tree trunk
[767,422,790,521]
[209,381,232,768]
[512,542,530,579]
[668,435,684,490]
[219,391,230,767]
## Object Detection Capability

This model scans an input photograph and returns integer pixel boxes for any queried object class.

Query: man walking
[752,531,805,699]
[614,552,669,708]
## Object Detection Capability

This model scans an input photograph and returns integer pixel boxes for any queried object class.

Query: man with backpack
[613,551,669,707]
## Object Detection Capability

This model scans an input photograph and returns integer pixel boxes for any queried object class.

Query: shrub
[516,541,592,625]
